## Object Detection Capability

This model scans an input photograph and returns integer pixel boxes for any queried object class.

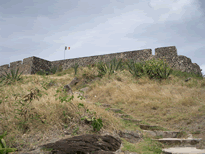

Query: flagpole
[64,46,70,60]
[64,46,67,60]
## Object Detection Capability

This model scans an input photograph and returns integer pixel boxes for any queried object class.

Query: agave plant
[96,57,124,77]
[0,68,23,83]
[125,59,147,79]
[72,62,79,75]
[139,57,173,81]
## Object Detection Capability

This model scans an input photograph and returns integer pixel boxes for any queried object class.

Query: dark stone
[39,134,121,154]
[185,77,191,82]
[118,130,143,143]
[69,77,80,86]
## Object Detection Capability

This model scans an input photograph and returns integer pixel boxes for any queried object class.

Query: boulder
[38,134,122,154]
[69,77,80,86]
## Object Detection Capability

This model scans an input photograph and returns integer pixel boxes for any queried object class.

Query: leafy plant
[0,131,17,154]
[125,59,147,79]
[91,117,103,132]
[80,110,103,132]
[54,88,104,132]
[142,57,173,81]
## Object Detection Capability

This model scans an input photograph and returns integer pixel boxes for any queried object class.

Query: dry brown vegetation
[0,61,205,153]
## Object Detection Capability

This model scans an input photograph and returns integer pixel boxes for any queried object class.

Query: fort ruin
[0,46,203,77]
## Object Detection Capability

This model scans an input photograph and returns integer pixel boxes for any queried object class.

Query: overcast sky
[1,0,205,76]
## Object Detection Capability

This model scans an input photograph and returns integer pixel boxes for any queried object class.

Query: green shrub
[96,58,124,77]
[142,57,173,80]
[125,59,147,79]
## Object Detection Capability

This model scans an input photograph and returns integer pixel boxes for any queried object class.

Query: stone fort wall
[0,46,203,77]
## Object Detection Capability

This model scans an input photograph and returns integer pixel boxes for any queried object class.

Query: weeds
[55,89,103,132]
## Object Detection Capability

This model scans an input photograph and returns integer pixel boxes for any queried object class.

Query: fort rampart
[0,46,203,77]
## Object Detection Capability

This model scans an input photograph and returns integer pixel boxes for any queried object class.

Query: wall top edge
[31,56,51,62]
[10,60,22,63]
[155,46,176,49]
[51,48,153,62]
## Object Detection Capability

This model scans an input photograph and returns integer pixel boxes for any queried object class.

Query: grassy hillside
[0,57,205,153]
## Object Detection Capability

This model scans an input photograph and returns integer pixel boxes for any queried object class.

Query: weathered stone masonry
[0,46,203,77]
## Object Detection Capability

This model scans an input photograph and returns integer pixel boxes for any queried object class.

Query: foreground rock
[37,134,122,154]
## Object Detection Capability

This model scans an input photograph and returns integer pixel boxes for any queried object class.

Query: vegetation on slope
[0,57,205,153]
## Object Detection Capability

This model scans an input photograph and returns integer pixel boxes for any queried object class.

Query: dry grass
[0,64,205,153]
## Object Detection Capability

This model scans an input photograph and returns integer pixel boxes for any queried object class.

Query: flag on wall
[65,46,70,50]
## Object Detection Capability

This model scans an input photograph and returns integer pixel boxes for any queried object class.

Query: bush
[142,57,173,80]
[96,58,124,77]
[125,59,147,79]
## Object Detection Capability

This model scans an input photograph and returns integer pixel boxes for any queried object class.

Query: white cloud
[149,0,203,22]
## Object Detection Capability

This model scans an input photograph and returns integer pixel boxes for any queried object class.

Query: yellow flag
[68,47,70,50]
